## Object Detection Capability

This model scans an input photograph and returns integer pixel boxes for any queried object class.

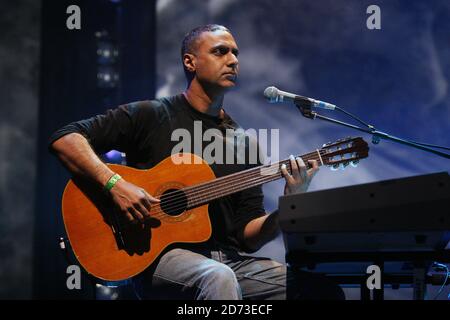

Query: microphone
[263,86,336,110]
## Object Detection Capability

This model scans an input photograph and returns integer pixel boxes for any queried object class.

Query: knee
[201,263,238,286]
[195,262,241,299]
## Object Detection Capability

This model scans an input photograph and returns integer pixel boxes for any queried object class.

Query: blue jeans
[136,243,344,300]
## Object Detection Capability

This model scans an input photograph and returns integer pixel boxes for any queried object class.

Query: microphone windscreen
[263,86,278,102]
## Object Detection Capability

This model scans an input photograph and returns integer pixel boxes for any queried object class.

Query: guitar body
[60,137,369,282]
[62,153,215,282]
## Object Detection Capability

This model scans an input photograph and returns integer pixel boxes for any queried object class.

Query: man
[50,24,343,300]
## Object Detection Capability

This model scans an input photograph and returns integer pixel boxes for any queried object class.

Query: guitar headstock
[320,137,369,170]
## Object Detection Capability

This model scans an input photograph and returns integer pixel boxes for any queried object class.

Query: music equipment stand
[279,172,450,300]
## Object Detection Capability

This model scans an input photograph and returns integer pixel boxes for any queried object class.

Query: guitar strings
[152,150,322,205]
[117,153,322,227]
[142,151,326,220]
[116,141,364,226]
[145,152,325,219]
[150,146,363,220]
[120,160,314,230]
[181,143,363,204]
[152,152,320,207]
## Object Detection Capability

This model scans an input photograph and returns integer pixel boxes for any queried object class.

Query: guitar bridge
[110,212,126,250]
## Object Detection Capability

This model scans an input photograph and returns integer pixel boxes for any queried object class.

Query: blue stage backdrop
[155,0,450,261]
[154,0,450,299]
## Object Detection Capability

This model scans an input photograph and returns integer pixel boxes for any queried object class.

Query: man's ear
[183,53,196,73]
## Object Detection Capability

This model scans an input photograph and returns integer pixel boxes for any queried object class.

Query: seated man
[50,24,344,300]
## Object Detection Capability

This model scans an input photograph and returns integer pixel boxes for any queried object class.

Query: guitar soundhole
[160,189,188,216]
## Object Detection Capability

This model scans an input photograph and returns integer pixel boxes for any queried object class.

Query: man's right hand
[50,134,161,224]
[109,179,160,223]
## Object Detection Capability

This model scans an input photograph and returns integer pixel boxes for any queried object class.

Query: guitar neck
[185,149,325,208]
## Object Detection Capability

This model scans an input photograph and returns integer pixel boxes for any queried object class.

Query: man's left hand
[281,155,319,195]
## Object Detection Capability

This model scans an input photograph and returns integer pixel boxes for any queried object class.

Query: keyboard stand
[286,250,450,300]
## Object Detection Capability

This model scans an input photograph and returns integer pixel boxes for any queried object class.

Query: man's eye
[214,47,229,55]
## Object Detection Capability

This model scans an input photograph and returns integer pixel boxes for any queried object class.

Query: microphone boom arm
[293,99,450,159]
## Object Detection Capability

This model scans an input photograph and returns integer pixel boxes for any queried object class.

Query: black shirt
[50,94,266,252]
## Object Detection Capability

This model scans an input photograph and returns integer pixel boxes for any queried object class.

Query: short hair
[181,24,231,82]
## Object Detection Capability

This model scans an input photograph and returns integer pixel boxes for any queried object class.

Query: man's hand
[109,179,160,223]
[281,155,319,195]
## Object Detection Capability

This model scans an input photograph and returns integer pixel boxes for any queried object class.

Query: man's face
[186,30,239,90]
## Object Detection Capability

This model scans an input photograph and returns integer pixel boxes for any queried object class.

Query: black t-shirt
[50,94,266,252]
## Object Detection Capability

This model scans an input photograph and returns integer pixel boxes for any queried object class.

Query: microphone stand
[293,98,450,159]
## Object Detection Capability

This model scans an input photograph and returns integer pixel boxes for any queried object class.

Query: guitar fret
[187,153,321,208]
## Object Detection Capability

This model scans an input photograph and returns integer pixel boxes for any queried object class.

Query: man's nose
[227,54,239,69]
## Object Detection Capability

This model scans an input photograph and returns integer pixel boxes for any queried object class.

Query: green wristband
[104,173,122,192]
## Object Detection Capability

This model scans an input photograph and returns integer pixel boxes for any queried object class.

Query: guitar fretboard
[184,149,326,208]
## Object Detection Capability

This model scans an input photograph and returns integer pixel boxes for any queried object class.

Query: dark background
[0,0,448,299]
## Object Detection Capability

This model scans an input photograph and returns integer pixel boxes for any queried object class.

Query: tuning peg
[350,160,359,167]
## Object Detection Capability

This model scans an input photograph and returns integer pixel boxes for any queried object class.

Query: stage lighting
[97,67,119,88]
[95,30,120,89]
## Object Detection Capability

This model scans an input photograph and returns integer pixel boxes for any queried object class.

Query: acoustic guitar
[61,136,369,281]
